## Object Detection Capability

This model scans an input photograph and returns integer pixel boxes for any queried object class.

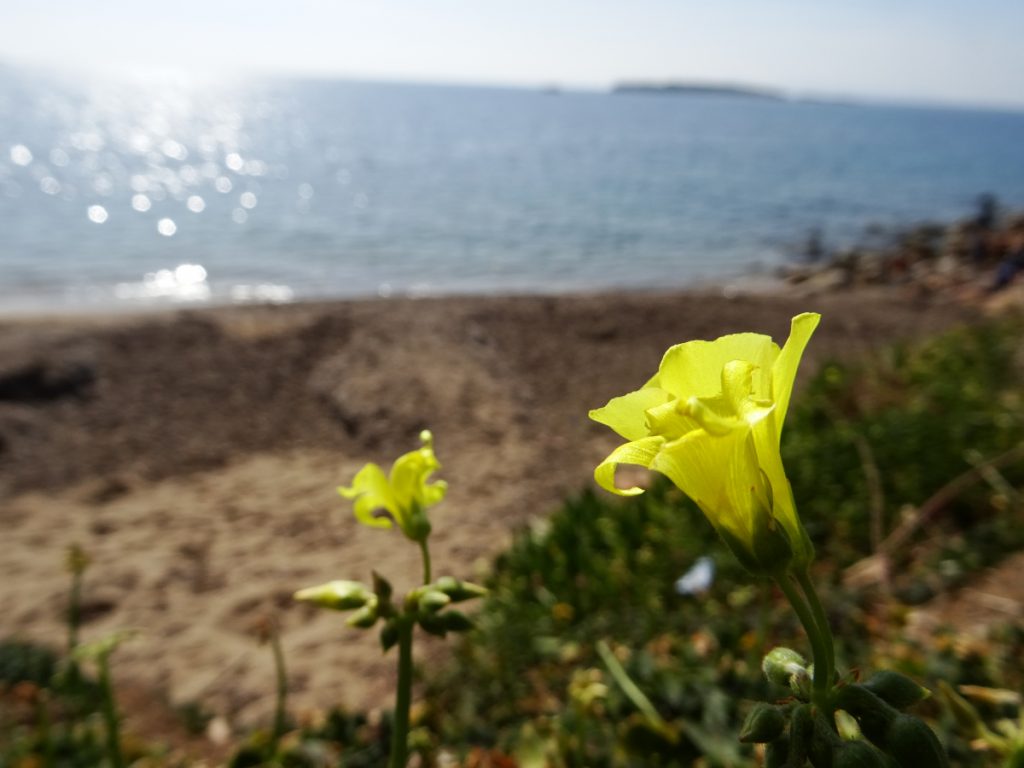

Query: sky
[2,0,1024,110]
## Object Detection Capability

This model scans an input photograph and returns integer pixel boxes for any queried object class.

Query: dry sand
[0,288,976,731]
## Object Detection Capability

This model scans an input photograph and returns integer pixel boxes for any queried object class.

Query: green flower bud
[763,647,808,688]
[810,710,842,768]
[439,610,474,633]
[739,703,787,744]
[788,705,814,767]
[834,684,900,746]
[345,597,380,629]
[884,714,949,768]
[294,580,372,611]
[863,671,930,711]
[433,576,488,602]
[379,620,400,652]
[764,736,790,768]
[832,740,891,768]
[418,613,448,637]
[417,589,451,614]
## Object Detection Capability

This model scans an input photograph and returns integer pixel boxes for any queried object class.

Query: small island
[612,81,785,100]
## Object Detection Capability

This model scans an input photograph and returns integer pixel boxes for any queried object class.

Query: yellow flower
[589,313,820,574]
[339,430,447,542]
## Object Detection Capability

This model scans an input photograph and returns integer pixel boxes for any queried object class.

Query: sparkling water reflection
[2,66,1024,312]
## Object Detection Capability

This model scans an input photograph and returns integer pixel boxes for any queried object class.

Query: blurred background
[3,4,1024,767]
[2,1,1024,311]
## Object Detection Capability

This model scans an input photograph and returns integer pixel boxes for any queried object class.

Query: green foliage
[0,640,59,688]
[785,316,1024,578]
[425,316,1024,764]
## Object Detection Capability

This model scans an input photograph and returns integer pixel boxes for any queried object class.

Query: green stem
[419,540,432,585]
[36,691,54,768]
[97,655,124,768]
[388,620,415,768]
[68,570,82,654]
[271,630,289,746]
[795,569,836,693]
[776,575,831,710]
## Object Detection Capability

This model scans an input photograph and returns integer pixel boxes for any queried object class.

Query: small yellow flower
[589,313,820,573]
[339,430,447,542]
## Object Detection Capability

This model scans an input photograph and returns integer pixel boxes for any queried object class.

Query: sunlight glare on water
[2,65,1024,313]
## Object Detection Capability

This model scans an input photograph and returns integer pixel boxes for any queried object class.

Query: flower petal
[594,436,665,495]
[339,462,396,529]
[652,428,746,524]
[589,387,673,441]
[389,433,446,512]
[652,333,780,400]
[771,312,821,428]
[644,397,701,440]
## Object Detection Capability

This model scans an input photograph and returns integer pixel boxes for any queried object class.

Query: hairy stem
[776,575,831,711]
[796,569,836,695]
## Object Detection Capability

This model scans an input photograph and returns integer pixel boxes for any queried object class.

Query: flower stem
[97,654,124,768]
[795,569,836,694]
[775,575,831,710]
[388,619,415,768]
[271,629,289,747]
[419,540,432,585]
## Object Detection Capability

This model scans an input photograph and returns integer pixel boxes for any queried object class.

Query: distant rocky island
[612,82,784,100]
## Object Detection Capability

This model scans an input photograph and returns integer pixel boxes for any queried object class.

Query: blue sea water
[2,67,1024,312]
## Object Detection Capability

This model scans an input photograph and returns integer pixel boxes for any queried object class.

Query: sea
[2,66,1024,313]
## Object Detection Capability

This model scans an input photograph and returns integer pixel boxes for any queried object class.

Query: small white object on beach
[675,556,715,596]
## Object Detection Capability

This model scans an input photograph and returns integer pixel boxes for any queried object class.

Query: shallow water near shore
[3,66,1024,312]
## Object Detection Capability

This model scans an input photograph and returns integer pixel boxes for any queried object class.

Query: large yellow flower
[589,313,820,573]
[339,430,447,542]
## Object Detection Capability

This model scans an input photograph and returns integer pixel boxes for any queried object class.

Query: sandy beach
[0,288,978,732]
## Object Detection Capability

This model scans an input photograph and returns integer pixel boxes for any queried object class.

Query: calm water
[2,67,1024,312]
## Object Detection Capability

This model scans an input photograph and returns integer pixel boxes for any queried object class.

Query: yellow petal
[389,434,446,512]
[339,462,396,529]
[652,333,779,400]
[594,436,665,495]
[644,397,701,440]
[771,312,821,429]
[589,388,673,441]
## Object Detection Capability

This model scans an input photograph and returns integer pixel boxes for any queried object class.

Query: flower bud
[763,647,808,688]
[294,580,372,611]
[764,736,790,768]
[345,597,380,629]
[834,684,900,746]
[863,671,930,711]
[417,589,451,614]
[739,703,786,743]
[380,620,400,652]
[439,610,474,633]
[883,714,949,768]
[433,576,488,602]
[832,740,890,768]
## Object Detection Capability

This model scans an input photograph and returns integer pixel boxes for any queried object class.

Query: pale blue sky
[3,0,1023,109]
